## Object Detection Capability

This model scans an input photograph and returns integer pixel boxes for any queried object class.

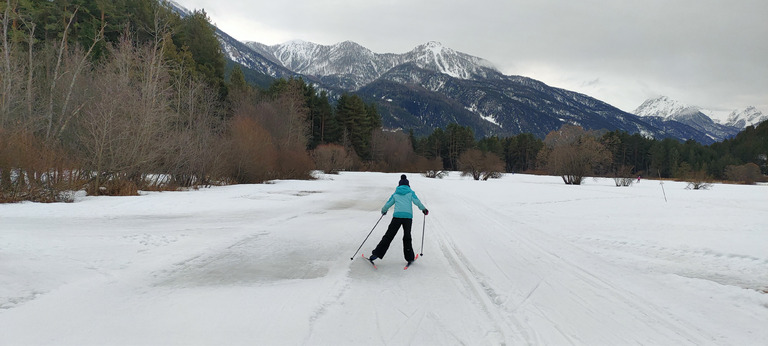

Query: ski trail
[419,178,713,345]
[434,226,531,344]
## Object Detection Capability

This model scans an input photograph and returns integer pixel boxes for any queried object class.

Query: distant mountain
[165,0,763,143]
[245,40,498,92]
[357,63,666,139]
[725,106,767,128]
[634,96,741,143]
[227,39,677,139]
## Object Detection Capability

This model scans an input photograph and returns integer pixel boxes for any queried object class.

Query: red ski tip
[362,254,377,269]
[404,254,419,270]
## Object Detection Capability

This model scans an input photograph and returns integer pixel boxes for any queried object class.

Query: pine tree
[228,65,248,92]
[335,94,380,160]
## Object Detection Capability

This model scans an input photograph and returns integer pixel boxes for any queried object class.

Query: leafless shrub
[75,36,170,195]
[370,130,420,172]
[725,163,763,185]
[685,170,714,190]
[538,125,612,185]
[459,149,504,181]
[0,129,84,202]
[613,165,635,187]
[418,156,447,178]
[312,144,353,174]
[276,148,315,180]
[226,115,278,184]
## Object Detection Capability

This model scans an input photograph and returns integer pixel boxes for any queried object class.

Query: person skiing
[369,174,428,265]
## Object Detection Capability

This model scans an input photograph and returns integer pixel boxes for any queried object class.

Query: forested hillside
[0,0,390,202]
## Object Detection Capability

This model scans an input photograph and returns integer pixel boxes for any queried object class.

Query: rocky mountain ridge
[245,40,498,91]
[634,96,766,142]
[195,4,755,144]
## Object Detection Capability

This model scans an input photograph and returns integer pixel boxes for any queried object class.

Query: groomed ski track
[315,174,707,345]
[1,172,766,345]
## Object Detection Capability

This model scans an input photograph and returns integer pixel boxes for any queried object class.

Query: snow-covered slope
[726,106,768,128]
[634,96,741,141]
[634,96,695,119]
[246,40,498,90]
[1,173,766,345]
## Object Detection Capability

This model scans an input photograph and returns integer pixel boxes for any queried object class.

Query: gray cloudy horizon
[175,0,768,116]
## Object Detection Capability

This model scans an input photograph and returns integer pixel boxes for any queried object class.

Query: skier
[368,174,428,265]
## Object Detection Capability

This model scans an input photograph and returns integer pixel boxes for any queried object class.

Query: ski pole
[350,214,385,260]
[419,214,426,256]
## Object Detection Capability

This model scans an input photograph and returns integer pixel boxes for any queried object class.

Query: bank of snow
[1,173,766,345]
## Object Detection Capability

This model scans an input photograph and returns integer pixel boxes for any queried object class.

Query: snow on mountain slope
[634,96,742,141]
[402,41,498,80]
[634,96,699,119]
[246,40,498,90]
[1,173,766,345]
[726,106,768,128]
[635,96,766,130]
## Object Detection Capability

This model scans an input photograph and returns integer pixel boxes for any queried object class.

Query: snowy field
[1,172,767,345]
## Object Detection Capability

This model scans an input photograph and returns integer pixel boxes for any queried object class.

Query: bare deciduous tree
[613,165,635,187]
[45,8,105,142]
[459,149,505,181]
[370,130,421,172]
[538,125,612,185]
[312,144,353,174]
[75,34,171,194]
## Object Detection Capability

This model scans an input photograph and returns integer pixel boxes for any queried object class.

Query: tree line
[0,0,389,202]
[409,121,767,185]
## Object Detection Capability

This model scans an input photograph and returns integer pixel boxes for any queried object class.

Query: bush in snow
[725,163,763,185]
[312,144,354,174]
[612,165,635,187]
[538,125,612,185]
[685,169,714,190]
[459,149,504,181]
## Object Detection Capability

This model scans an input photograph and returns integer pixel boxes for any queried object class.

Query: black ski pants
[372,217,415,262]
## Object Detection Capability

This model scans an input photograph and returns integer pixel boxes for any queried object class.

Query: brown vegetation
[725,163,763,185]
[459,149,505,181]
[538,125,612,185]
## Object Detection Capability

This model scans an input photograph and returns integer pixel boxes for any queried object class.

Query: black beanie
[398,174,409,186]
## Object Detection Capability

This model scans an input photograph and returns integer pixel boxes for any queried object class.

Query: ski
[404,254,419,270]
[362,254,377,269]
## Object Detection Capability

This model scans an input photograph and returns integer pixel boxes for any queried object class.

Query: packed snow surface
[1,172,767,345]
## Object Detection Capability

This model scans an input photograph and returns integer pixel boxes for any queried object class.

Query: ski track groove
[305,262,352,343]
[479,202,709,344]
[431,215,530,345]
[424,183,714,345]
[519,217,711,343]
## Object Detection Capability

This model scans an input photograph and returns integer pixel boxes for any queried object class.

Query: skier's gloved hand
[422,209,429,215]
[382,210,387,215]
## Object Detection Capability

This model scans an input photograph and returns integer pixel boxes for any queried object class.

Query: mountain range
[189,2,764,144]
[633,96,767,142]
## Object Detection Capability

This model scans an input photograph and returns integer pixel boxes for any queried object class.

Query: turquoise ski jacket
[382,185,426,219]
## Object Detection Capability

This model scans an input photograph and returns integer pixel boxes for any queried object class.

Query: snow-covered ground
[1,172,766,345]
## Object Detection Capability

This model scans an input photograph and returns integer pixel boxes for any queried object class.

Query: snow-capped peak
[634,96,767,130]
[633,96,700,119]
[405,41,497,79]
[245,40,499,90]
[726,106,767,128]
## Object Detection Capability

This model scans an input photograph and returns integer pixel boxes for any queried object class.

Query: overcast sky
[174,0,767,116]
